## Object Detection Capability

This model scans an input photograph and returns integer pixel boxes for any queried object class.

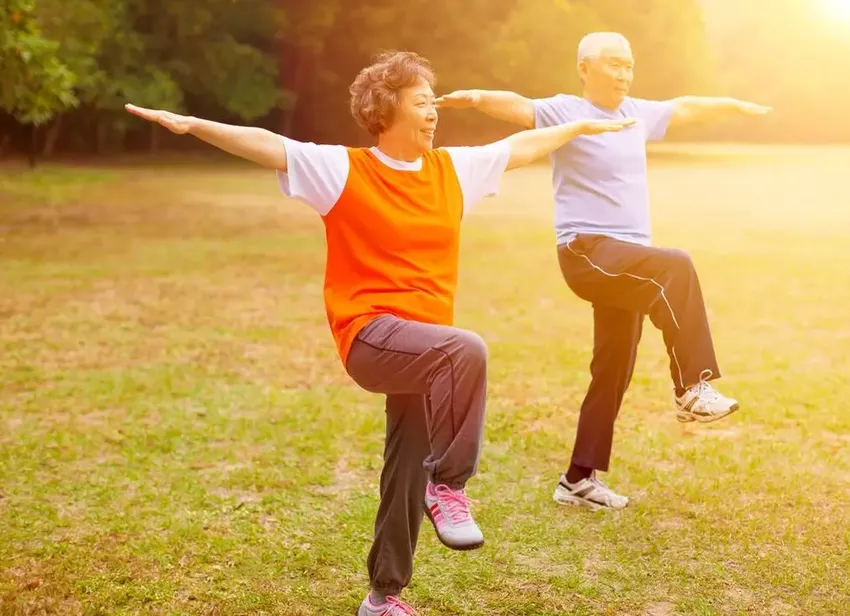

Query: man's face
[579,43,635,109]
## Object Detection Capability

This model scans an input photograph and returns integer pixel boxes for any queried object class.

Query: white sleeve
[444,141,511,216]
[276,137,349,215]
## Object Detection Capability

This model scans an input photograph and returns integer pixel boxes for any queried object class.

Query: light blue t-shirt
[533,94,674,246]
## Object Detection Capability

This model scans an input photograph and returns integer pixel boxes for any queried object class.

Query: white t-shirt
[276,137,511,216]
[533,94,675,246]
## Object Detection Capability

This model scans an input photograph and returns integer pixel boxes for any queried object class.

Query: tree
[283,0,524,144]
[135,0,283,120]
[276,0,341,136]
[0,0,77,164]
[85,0,284,152]
[11,0,287,156]
[576,0,718,99]
[2,0,844,152]
[485,0,606,97]
[702,0,850,142]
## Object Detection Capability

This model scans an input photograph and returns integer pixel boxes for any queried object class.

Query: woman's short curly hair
[349,50,436,136]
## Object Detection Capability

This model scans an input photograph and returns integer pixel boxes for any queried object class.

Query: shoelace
[384,595,417,615]
[691,369,721,401]
[589,471,607,490]
[434,484,472,524]
[693,379,722,401]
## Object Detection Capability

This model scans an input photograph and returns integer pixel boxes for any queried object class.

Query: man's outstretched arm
[436,90,536,129]
[667,97,772,128]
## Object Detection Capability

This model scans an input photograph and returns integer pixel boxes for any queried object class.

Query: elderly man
[437,32,770,510]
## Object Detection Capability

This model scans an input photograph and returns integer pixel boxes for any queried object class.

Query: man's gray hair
[577,32,631,60]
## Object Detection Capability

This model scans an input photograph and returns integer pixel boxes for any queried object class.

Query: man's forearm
[504,121,584,169]
[670,96,750,126]
[475,90,536,128]
[188,118,288,170]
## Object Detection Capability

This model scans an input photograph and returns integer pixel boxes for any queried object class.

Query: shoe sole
[552,486,627,511]
[676,402,740,424]
[423,504,485,551]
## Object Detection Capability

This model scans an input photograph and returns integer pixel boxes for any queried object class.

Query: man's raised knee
[668,248,695,271]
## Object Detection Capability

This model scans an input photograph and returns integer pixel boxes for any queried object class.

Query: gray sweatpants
[345,314,488,598]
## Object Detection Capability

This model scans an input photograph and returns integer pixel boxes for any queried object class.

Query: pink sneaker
[423,482,484,550]
[357,594,417,615]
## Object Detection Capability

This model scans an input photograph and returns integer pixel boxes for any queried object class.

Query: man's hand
[577,118,637,135]
[438,89,536,127]
[435,90,481,109]
[736,101,772,116]
[125,104,193,134]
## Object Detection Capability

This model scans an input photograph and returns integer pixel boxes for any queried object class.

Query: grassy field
[2,144,850,615]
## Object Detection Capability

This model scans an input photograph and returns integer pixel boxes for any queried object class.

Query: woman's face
[389,77,439,154]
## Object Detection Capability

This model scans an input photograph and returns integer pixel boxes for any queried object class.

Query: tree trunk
[42,116,62,158]
[96,118,109,155]
[150,122,160,154]
[0,133,10,158]
[282,47,308,137]
[28,124,38,168]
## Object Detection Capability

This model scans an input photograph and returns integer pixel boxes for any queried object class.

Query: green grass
[2,145,850,615]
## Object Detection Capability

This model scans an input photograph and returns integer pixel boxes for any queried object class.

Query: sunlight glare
[821,0,850,22]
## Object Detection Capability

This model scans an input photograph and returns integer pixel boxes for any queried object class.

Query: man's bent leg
[559,237,721,392]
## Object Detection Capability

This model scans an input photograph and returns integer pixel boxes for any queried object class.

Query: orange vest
[322,147,464,363]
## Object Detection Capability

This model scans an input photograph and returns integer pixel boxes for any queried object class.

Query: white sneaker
[676,370,739,423]
[424,482,484,550]
[357,594,417,615]
[553,472,629,511]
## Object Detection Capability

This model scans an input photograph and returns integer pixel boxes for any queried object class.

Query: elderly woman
[126,50,632,616]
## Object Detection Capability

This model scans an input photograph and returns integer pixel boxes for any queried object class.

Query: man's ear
[577,59,588,84]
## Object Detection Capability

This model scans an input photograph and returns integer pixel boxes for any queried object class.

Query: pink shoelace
[433,484,472,524]
[383,595,417,615]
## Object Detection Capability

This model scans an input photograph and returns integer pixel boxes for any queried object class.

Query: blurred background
[4,3,850,614]
[3,0,850,164]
